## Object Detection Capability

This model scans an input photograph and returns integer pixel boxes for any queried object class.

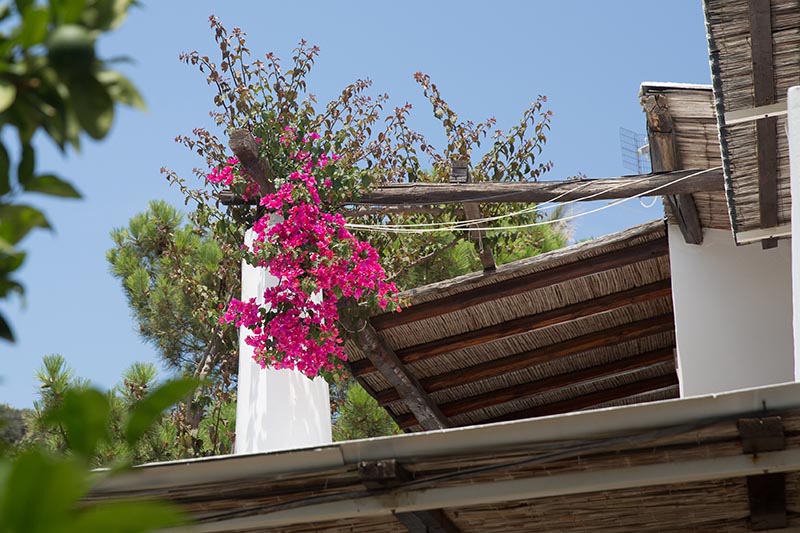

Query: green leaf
[0,312,13,341]
[124,378,200,446]
[13,0,32,15]
[0,450,89,532]
[0,143,9,195]
[23,174,81,198]
[65,500,186,533]
[46,388,111,458]
[0,80,16,113]
[97,69,145,110]
[17,141,33,185]
[81,0,133,31]
[0,204,50,244]
[46,24,95,73]
[50,0,87,24]
[68,74,114,139]
[18,6,49,47]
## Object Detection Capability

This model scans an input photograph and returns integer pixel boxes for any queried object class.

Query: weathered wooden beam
[643,93,703,245]
[358,460,462,533]
[749,0,779,250]
[452,160,495,272]
[739,417,785,454]
[396,347,675,423]
[218,169,724,207]
[368,313,676,403]
[353,169,723,206]
[397,372,679,429]
[739,416,787,530]
[228,129,275,195]
[371,237,668,331]
[390,279,672,363]
[665,194,703,245]
[340,300,450,431]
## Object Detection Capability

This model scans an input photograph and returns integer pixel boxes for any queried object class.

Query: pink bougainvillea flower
[220,132,397,378]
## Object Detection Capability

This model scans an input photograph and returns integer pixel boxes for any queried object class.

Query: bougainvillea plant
[164,16,563,381]
[217,128,397,378]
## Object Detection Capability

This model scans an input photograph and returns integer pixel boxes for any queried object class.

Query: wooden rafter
[368,313,676,403]
[642,93,703,244]
[371,237,669,331]
[395,347,674,425]
[217,168,724,207]
[397,372,679,429]
[390,279,672,362]
[748,0,779,249]
[340,300,450,431]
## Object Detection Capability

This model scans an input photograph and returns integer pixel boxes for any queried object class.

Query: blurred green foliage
[0,0,145,342]
[0,363,193,532]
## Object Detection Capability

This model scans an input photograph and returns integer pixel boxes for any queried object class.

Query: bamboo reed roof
[346,221,677,432]
[704,0,800,241]
[639,83,730,231]
[88,386,800,532]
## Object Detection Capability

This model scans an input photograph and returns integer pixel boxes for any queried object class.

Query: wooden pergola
[223,120,725,435]
[343,221,677,432]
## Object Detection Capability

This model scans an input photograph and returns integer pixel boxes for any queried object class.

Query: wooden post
[643,93,703,244]
[452,159,496,271]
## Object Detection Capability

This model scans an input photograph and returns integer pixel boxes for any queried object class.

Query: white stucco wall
[789,86,800,380]
[669,226,793,396]
[234,228,332,454]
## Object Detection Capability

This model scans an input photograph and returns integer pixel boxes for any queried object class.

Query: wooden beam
[217,169,724,206]
[738,417,785,454]
[228,128,275,195]
[391,279,672,363]
[452,160,495,271]
[748,0,779,249]
[739,416,787,530]
[369,313,676,404]
[484,373,678,424]
[643,93,703,244]
[353,169,723,206]
[340,300,450,431]
[397,373,679,429]
[371,237,668,331]
[664,194,703,245]
[399,347,675,422]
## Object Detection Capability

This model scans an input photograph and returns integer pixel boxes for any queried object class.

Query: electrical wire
[345,167,721,234]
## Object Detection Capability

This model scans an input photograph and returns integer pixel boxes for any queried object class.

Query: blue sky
[0,1,712,408]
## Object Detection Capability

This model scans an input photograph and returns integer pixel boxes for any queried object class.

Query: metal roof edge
[94,380,800,493]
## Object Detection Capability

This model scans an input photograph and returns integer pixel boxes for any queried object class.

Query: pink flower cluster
[207,157,239,186]
[220,136,397,378]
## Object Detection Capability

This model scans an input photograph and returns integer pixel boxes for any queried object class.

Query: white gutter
[724,102,789,126]
[181,448,800,532]
[735,224,792,245]
[97,380,800,494]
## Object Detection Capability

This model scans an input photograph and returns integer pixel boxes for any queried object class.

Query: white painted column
[234,227,332,454]
[669,227,793,396]
[790,86,800,379]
